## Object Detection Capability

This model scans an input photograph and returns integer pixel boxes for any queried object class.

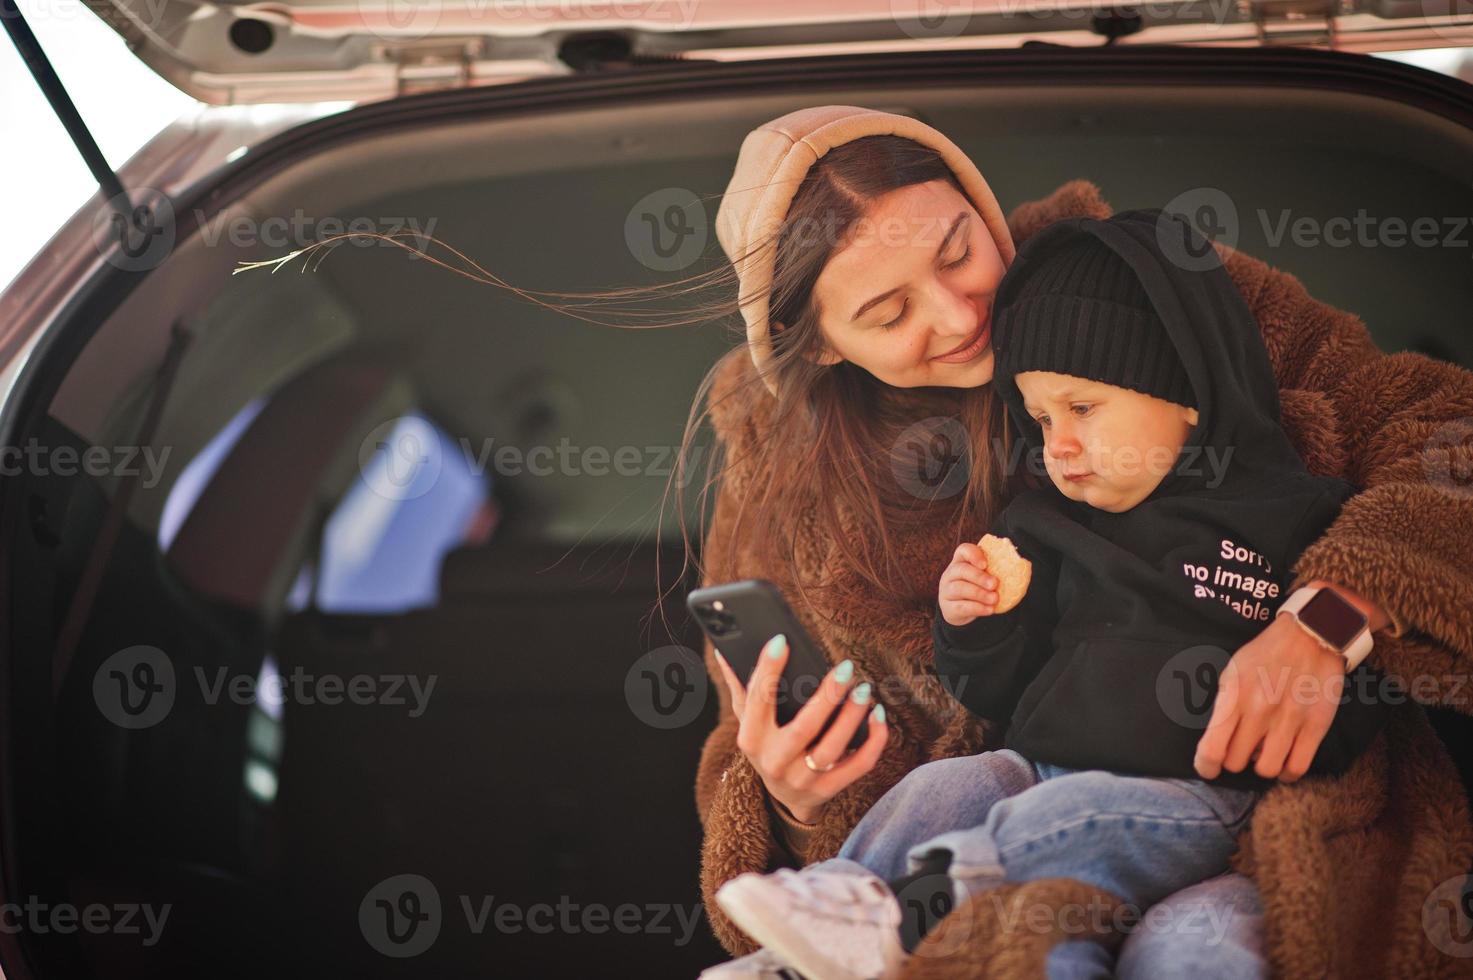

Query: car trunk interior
[6,50,1473,978]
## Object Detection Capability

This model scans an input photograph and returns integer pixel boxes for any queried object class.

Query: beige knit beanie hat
[714,105,1016,397]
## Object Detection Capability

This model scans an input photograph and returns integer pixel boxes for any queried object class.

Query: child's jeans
[806,748,1264,979]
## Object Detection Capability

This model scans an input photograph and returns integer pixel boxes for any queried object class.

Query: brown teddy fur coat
[694,178,1473,978]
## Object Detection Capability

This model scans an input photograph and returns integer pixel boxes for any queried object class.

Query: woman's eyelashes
[877,244,976,330]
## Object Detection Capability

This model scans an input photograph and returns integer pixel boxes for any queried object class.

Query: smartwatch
[1276,585,1374,673]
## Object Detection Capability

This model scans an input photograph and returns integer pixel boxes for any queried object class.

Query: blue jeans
[808,748,1267,979]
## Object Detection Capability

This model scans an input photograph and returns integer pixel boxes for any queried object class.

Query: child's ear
[1184,406,1200,427]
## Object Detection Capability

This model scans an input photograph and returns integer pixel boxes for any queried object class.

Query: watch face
[1299,588,1369,649]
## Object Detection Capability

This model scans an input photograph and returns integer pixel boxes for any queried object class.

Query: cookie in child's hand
[978,534,1032,613]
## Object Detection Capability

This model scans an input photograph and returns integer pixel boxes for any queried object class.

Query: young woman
[689,104,1473,978]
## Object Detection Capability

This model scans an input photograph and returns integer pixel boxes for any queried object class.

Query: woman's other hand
[711,635,889,824]
[1195,580,1388,782]
[1194,610,1349,782]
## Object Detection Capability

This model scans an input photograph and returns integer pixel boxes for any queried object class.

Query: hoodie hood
[991,208,1310,501]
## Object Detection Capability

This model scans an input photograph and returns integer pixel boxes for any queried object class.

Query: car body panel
[73,0,1473,103]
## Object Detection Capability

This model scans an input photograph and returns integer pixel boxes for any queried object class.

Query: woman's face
[809,179,1006,389]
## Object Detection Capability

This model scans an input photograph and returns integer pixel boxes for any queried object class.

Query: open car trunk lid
[66,0,1473,104]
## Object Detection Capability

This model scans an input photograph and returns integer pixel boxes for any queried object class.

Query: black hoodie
[931,209,1392,793]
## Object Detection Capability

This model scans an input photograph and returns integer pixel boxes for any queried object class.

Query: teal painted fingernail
[764,634,787,659]
[833,659,854,683]
[852,682,872,705]
[872,704,886,724]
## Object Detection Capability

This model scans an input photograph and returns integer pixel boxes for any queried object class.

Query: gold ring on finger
[804,752,836,773]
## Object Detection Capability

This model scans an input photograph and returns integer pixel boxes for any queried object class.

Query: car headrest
[166,351,412,611]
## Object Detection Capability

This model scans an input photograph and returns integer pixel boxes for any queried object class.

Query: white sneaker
[697,946,805,979]
[715,867,908,980]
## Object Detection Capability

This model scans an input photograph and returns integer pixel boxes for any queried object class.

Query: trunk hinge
[1244,0,1342,47]
[378,38,488,97]
[1,0,156,254]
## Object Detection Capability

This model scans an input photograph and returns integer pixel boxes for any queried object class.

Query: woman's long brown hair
[236,134,1018,636]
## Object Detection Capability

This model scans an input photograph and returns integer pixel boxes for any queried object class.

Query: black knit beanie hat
[993,228,1197,412]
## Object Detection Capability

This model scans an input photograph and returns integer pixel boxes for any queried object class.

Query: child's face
[1016,371,1200,513]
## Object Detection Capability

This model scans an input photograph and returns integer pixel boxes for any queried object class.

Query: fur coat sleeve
[695,178,1473,978]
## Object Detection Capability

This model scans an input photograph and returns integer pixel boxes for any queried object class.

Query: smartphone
[688,578,869,753]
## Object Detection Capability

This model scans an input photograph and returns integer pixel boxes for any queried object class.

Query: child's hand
[939,543,1000,627]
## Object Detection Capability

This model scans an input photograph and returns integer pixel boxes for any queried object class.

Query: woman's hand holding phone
[939,542,1001,627]
[711,634,889,825]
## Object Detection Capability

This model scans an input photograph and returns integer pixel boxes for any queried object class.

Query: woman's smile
[932,316,991,364]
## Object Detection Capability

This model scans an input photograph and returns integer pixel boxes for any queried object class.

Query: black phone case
[688,579,869,752]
